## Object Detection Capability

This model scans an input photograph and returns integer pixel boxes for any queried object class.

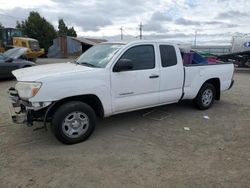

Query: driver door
[111,44,160,113]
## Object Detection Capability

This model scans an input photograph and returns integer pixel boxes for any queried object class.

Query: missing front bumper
[7,87,31,126]
[8,101,27,124]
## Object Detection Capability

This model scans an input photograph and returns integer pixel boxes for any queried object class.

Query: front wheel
[51,101,96,144]
[193,83,215,110]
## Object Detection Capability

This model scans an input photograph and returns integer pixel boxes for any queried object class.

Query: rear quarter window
[160,45,177,67]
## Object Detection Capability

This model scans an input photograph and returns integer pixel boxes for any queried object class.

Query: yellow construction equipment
[0,28,44,61]
[12,37,45,60]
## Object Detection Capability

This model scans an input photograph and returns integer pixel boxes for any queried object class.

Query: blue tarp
[192,52,208,64]
[182,51,208,65]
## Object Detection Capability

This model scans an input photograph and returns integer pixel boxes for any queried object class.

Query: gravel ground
[0,64,249,187]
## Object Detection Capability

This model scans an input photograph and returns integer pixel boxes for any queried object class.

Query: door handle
[149,75,159,79]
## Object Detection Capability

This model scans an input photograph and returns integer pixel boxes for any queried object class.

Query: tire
[193,83,215,110]
[51,101,96,144]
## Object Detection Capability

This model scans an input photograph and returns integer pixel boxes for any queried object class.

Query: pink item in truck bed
[207,57,217,63]
[183,52,195,64]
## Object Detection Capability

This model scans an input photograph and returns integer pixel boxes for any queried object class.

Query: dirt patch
[0,73,249,187]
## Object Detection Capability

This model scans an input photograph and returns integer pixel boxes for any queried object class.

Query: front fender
[29,71,112,116]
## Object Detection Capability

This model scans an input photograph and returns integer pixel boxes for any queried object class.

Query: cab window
[160,45,177,67]
[22,41,27,47]
[119,45,155,71]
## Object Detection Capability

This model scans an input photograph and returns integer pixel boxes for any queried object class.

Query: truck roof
[102,40,192,52]
[103,40,191,46]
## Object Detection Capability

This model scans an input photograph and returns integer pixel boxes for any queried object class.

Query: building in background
[47,36,107,58]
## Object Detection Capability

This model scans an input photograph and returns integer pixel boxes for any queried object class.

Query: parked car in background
[0,47,35,79]
[8,40,234,144]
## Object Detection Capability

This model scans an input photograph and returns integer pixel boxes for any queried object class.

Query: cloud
[0,0,250,45]
[151,11,173,21]
[48,0,162,31]
[143,10,172,32]
[0,0,155,31]
[0,7,33,27]
[184,0,198,8]
[57,13,112,32]
[143,21,168,33]
[223,24,238,28]
[217,10,249,19]
[175,18,201,26]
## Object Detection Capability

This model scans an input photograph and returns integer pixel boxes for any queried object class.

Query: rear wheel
[51,101,96,144]
[193,83,215,110]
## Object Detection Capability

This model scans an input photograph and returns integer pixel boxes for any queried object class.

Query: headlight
[15,82,42,100]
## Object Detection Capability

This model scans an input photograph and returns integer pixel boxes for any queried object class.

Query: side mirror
[113,59,133,72]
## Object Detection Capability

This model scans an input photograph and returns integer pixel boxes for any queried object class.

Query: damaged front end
[8,87,52,128]
[8,87,33,126]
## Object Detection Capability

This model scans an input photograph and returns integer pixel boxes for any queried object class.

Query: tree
[67,27,77,37]
[16,21,22,30]
[0,22,4,29]
[16,11,57,53]
[58,19,77,37]
[0,22,4,41]
[58,19,68,36]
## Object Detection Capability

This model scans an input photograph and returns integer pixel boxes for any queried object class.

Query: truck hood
[12,62,95,81]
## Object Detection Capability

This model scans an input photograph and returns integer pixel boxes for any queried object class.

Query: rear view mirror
[113,59,133,72]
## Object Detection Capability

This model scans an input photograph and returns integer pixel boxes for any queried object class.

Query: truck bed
[183,63,234,100]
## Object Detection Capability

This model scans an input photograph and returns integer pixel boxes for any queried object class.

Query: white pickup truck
[8,40,234,144]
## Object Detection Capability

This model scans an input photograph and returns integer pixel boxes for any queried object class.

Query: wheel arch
[203,78,221,100]
[48,94,105,119]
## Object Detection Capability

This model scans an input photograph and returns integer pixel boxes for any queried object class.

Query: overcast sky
[0,0,250,45]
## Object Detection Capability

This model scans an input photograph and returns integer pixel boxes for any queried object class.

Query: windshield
[29,40,40,51]
[4,47,28,59]
[0,53,7,61]
[76,44,123,68]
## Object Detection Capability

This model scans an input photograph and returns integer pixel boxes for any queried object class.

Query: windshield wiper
[73,60,99,68]
[79,62,99,68]
[81,62,97,67]
[73,60,80,64]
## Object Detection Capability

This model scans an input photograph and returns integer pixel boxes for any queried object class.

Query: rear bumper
[228,80,234,90]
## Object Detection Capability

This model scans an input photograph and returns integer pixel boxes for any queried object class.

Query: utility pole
[139,22,143,40]
[194,30,197,46]
[120,26,123,40]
